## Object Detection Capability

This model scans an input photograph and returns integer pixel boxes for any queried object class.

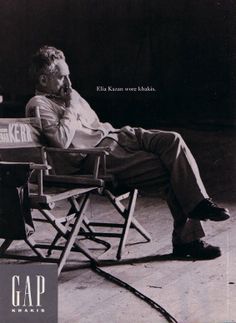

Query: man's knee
[165,131,184,146]
[139,129,186,154]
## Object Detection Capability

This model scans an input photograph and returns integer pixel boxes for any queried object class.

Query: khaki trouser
[84,127,207,245]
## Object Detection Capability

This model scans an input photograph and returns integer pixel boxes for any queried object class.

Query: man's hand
[60,85,73,107]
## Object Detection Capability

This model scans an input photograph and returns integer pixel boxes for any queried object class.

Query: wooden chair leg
[79,188,152,260]
[104,188,152,259]
[47,233,61,257]
[0,239,13,254]
[105,189,152,242]
[46,205,76,257]
[129,217,152,242]
[0,237,45,260]
[57,192,95,275]
[116,189,138,260]
[25,236,46,258]
[81,216,111,250]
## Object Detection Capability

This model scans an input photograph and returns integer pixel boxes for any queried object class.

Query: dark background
[0,0,235,128]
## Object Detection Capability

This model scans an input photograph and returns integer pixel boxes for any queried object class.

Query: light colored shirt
[25,89,116,149]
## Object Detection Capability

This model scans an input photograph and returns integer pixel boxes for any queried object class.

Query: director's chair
[29,105,151,259]
[0,116,151,274]
[0,117,108,275]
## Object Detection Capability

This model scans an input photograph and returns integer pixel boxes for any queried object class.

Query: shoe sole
[172,253,221,260]
[189,214,230,222]
[172,250,221,259]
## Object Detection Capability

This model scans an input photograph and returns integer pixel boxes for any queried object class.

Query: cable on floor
[90,260,179,323]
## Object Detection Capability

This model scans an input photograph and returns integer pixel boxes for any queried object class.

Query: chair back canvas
[0,117,43,164]
[0,117,42,148]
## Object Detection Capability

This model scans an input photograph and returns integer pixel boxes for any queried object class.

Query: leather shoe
[173,240,221,259]
[189,198,230,221]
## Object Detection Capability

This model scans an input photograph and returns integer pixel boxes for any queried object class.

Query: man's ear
[39,74,48,87]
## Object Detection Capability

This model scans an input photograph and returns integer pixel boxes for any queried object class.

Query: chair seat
[29,182,97,206]
[44,174,105,187]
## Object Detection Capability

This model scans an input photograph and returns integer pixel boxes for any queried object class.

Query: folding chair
[0,117,108,275]
[0,115,151,274]
[38,146,152,260]
[32,105,151,258]
[79,188,151,260]
[30,108,151,259]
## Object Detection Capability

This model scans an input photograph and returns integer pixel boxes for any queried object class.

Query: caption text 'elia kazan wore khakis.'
[26,89,207,246]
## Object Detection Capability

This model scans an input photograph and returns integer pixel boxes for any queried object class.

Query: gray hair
[29,45,65,85]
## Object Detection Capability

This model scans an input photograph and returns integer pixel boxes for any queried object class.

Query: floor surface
[0,127,235,323]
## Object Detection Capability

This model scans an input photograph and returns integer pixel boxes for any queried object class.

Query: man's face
[42,59,72,96]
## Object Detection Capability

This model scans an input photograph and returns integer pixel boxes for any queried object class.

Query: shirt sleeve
[26,94,80,149]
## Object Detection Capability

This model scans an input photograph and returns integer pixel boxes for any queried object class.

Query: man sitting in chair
[26,45,230,260]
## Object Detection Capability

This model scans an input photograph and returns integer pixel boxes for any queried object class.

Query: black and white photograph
[0,1,235,322]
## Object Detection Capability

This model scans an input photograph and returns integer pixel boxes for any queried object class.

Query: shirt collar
[35,89,48,96]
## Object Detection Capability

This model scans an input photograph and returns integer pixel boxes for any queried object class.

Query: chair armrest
[43,146,112,182]
[44,146,111,179]
[30,163,52,170]
[0,161,51,171]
